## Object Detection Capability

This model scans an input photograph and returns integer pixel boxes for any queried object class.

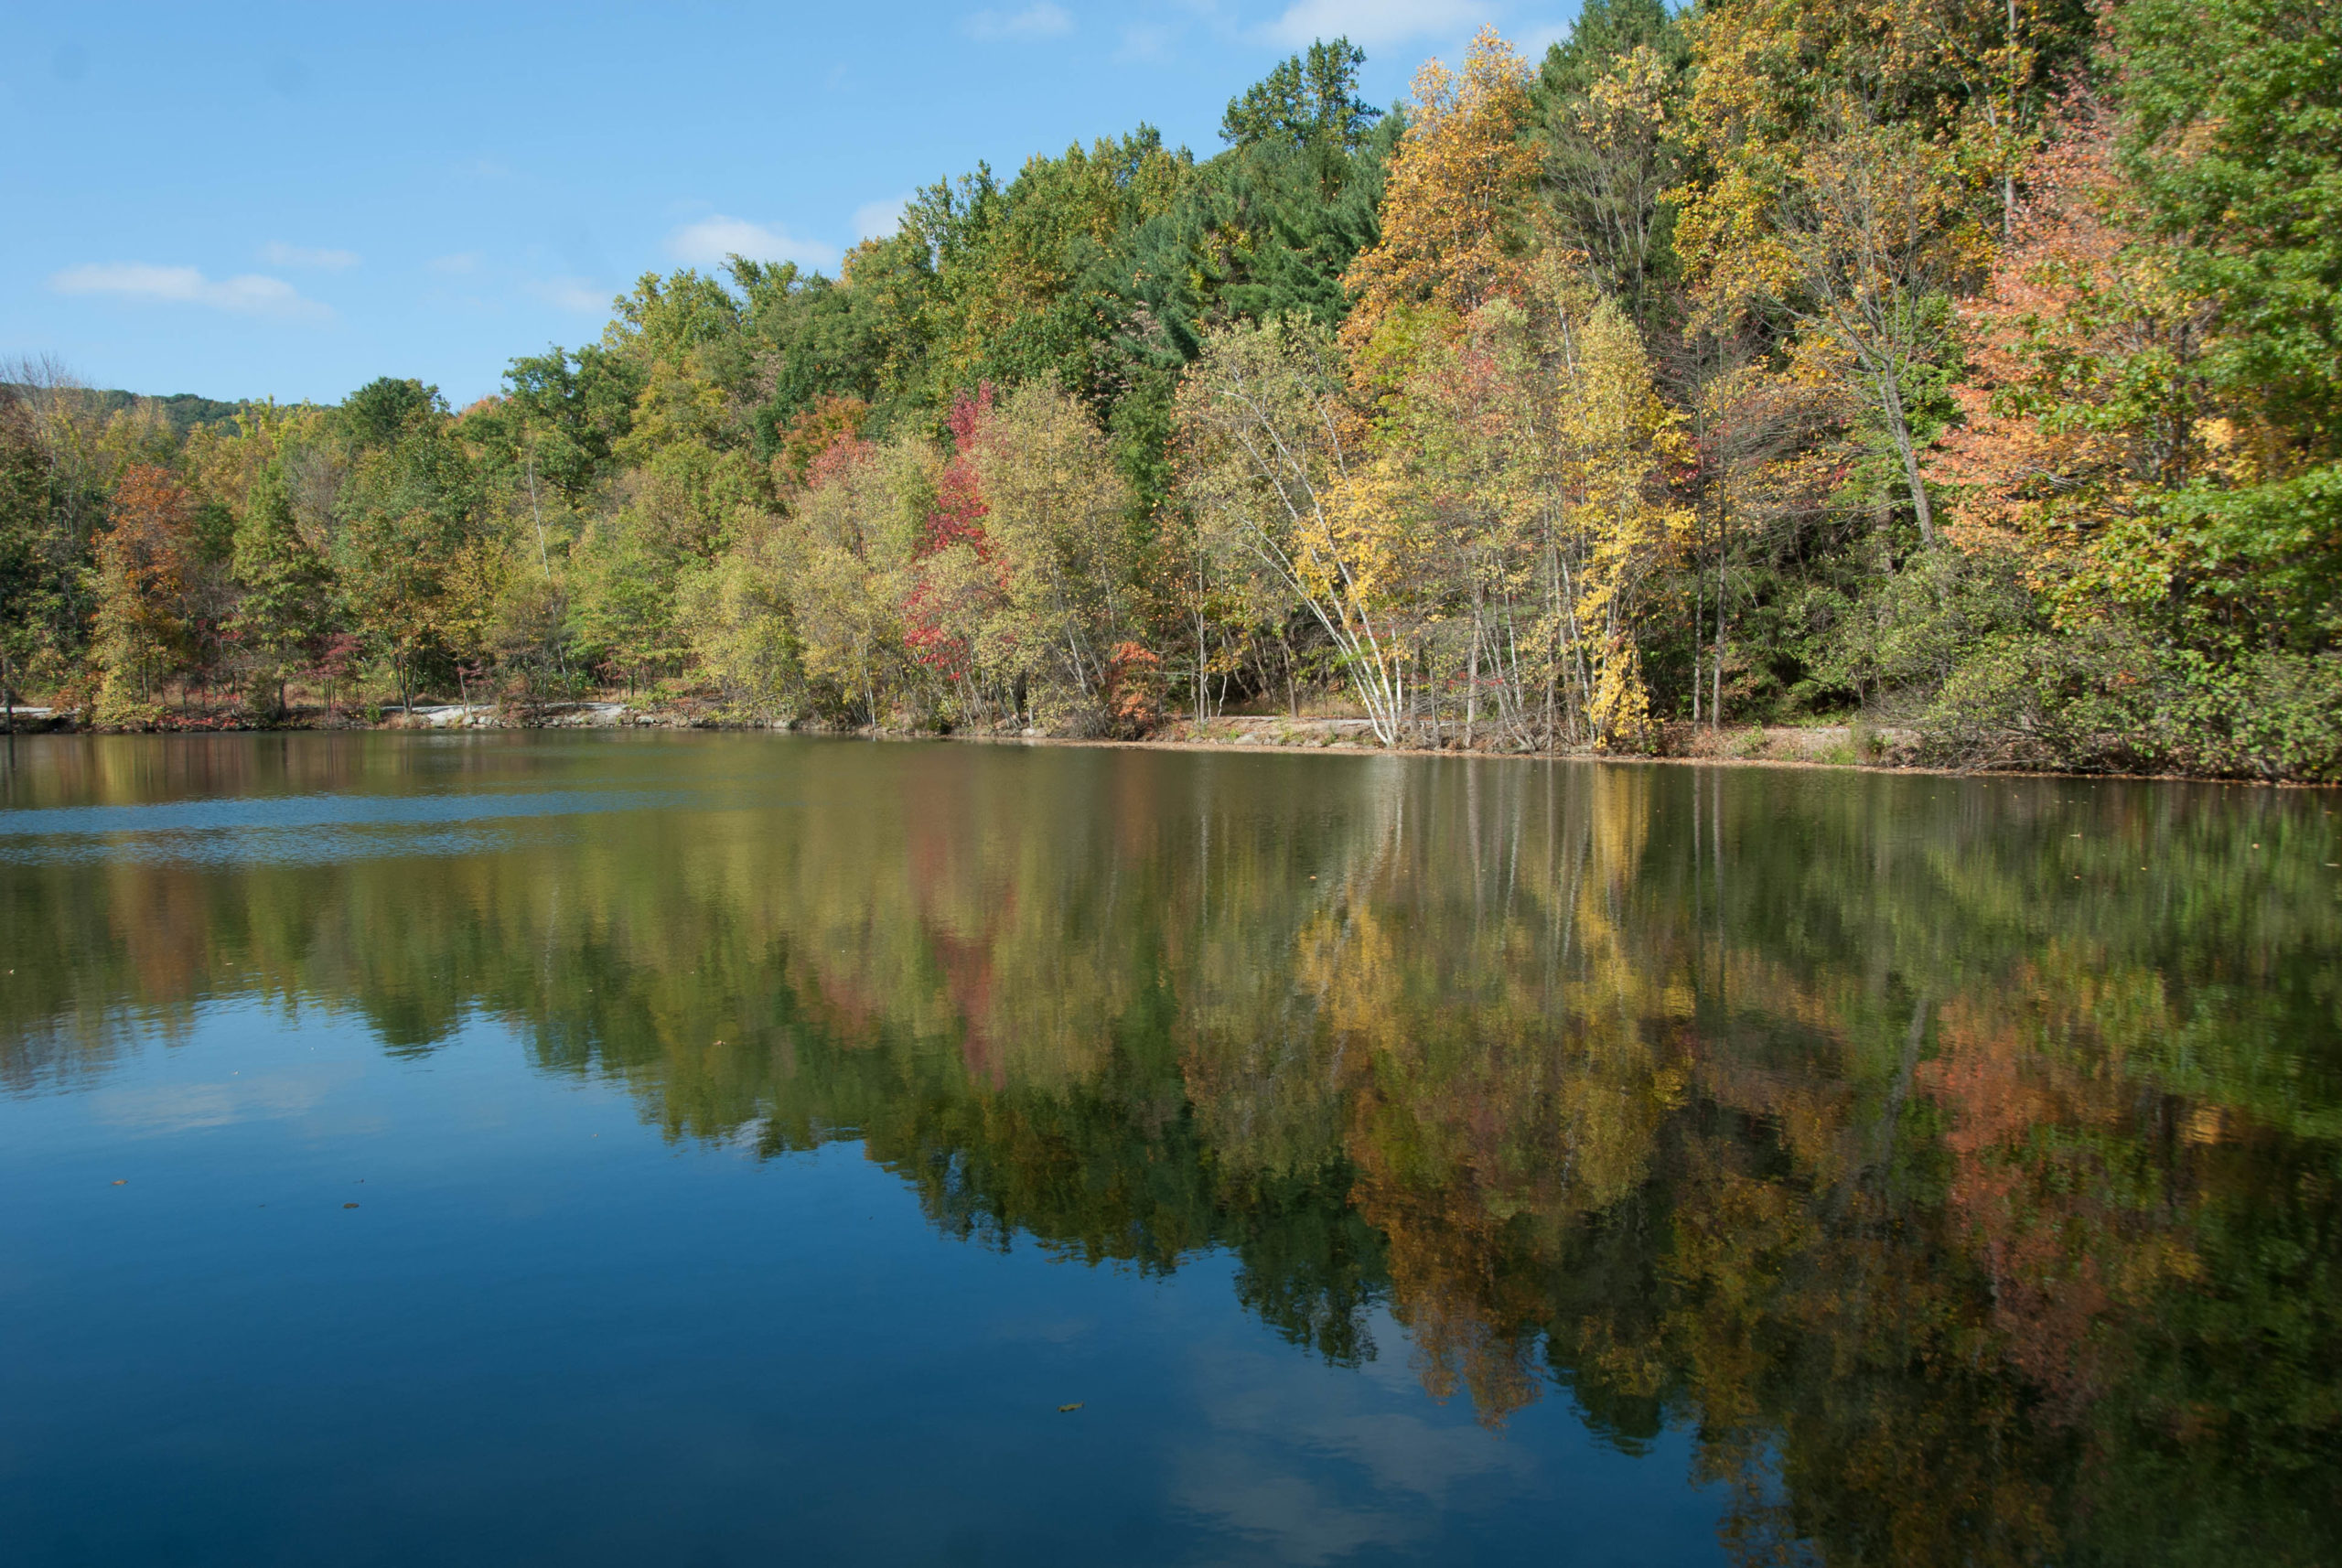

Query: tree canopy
[3,6,2336,776]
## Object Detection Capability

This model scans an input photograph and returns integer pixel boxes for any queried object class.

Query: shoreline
[943,728,2327,787]
[4,703,2329,787]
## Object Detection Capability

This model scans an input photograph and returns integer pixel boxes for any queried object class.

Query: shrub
[1918,631,2342,780]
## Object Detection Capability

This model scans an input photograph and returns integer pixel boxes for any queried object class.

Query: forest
[3,0,2337,778]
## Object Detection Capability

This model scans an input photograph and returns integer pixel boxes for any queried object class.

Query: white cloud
[259,241,359,269]
[965,3,1073,41]
[428,251,481,274]
[91,1068,350,1134]
[666,215,841,271]
[527,276,611,313]
[1117,21,1175,60]
[49,262,331,322]
[852,195,911,242]
[1265,0,1486,48]
[1166,1322,1537,1566]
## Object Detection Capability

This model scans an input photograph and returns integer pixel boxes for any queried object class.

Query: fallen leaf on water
[1058,1402,1083,1413]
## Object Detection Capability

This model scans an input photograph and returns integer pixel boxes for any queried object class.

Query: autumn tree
[968,380,1136,727]
[774,428,930,725]
[1680,88,1981,548]
[1370,255,1685,747]
[88,464,195,722]
[1176,317,1411,743]
[1923,87,2342,774]
[1340,27,1542,380]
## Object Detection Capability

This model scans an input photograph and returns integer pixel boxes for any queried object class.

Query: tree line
[3,0,2337,776]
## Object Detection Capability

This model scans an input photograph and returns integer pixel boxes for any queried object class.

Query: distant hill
[81,388,250,438]
[2,383,252,438]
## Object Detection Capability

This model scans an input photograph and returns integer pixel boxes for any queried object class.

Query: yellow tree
[1674,0,2009,550]
[1176,317,1414,744]
[1340,27,1542,381]
[1681,94,1980,546]
[771,434,933,725]
[89,464,195,723]
[438,529,519,709]
[1554,290,1686,746]
[678,531,802,718]
[968,380,1134,725]
[1370,251,1684,750]
[1176,28,1545,746]
[1366,301,1521,746]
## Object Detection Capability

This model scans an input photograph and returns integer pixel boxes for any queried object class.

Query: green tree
[338,376,443,449]
[2115,0,2342,651]
[500,344,645,506]
[230,461,331,717]
[1530,0,1692,333]
[333,384,482,709]
[1219,37,1383,152]
[0,384,57,719]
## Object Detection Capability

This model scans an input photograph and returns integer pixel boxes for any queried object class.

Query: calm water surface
[1,734,2336,1566]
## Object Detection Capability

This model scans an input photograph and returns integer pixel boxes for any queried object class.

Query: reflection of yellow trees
[4,737,2337,1564]
[1179,763,1693,1424]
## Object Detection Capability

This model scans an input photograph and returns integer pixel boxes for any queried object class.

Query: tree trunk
[1714,488,1726,731]
[1465,589,1482,750]
[1194,605,1206,725]
[1876,371,1937,546]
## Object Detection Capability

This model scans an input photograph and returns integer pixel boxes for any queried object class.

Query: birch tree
[1176,318,1412,744]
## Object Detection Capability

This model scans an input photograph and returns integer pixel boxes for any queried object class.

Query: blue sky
[4,1,1581,408]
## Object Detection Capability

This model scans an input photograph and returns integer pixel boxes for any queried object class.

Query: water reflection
[2,733,2336,1565]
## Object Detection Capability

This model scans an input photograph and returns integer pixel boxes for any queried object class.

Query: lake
[1,733,2335,1566]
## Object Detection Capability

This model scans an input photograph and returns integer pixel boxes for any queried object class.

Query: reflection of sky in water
[0,788,714,865]
[1170,1319,1717,1566]
[0,999,1729,1564]
[0,826,539,866]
